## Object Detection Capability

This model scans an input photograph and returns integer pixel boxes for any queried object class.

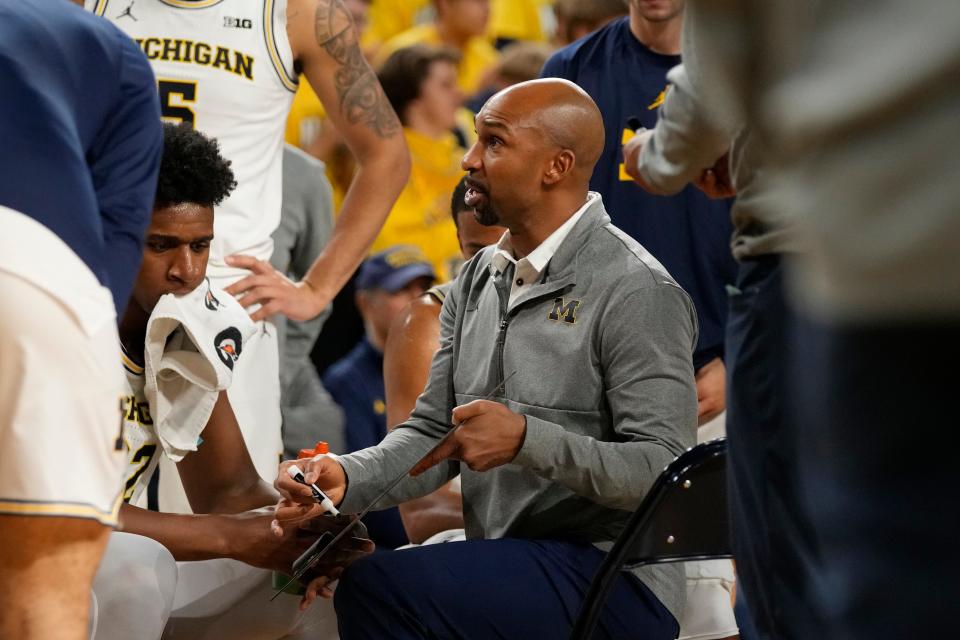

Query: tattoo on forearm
[314,0,400,138]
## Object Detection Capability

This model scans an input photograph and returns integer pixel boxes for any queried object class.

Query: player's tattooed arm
[311,0,400,137]
[240,0,407,322]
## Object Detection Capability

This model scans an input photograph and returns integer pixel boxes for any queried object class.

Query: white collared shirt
[490,192,599,308]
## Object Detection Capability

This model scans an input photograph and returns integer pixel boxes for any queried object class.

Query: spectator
[323,246,436,549]
[552,0,628,47]
[0,2,161,637]
[271,145,347,458]
[382,177,506,543]
[376,0,499,98]
[372,45,467,282]
[542,0,738,429]
[465,40,554,112]
[276,78,697,638]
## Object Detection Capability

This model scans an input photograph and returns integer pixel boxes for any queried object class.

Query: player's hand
[274,456,347,510]
[410,400,526,476]
[694,153,736,199]
[220,507,349,574]
[696,356,726,426]
[622,128,667,195]
[294,515,374,610]
[223,255,330,322]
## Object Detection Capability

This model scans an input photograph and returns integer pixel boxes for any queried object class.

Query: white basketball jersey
[119,347,160,505]
[91,0,298,274]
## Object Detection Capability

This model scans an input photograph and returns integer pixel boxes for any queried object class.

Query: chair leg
[569,516,653,640]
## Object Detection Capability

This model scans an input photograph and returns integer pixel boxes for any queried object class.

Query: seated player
[382,177,505,543]
[91,124,370,640]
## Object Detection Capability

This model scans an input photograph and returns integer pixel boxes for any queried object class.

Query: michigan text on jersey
[134,38,254,80]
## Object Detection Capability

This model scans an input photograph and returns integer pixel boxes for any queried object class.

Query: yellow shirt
[376,24,499,96]
[370,128,465,282]
[488,0,550,43]
[362,0,431,51]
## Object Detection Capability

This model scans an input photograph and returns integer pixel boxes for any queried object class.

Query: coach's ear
[543,148,575,186]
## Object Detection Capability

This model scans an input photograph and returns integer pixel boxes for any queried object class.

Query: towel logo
[547,297,581,324]
[204,278,221,311]
[214,327,243,370]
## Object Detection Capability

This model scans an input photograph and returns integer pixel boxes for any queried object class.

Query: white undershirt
[489,192,598,308]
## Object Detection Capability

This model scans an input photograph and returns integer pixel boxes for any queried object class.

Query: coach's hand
[410,400,527,476]
[273,456,347,511]
[224,254,329,322]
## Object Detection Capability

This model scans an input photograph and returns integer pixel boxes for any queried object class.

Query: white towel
[144,278,257,461]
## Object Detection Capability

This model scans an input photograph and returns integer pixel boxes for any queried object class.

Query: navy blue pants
[724,256,822,638]
[334,538,679,640]
[790,316,960,638]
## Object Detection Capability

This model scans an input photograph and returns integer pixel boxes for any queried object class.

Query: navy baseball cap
[355,245,436,292]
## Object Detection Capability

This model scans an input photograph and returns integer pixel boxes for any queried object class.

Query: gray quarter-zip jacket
[337,196,698,622]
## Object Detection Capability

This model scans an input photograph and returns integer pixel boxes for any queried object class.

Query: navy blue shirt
[324,338,409,549]
[0,0,162,314]
[542,18,737,369]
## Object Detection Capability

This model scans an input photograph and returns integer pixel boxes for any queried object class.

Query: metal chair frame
[570,438,731,640]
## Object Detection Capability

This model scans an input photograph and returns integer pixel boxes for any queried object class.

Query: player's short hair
[377,44,460,126]
[155,123,236,209]
[450,175,471,230]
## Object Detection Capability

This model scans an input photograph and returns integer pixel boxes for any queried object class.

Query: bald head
[483,79,605,179]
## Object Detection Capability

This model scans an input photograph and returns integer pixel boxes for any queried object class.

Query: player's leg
[161,560,338,640]
[90,532,179,640]
[0,268,126,639]
[334,539,680,640]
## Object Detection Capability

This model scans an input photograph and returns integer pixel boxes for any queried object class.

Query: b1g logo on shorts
[214,327,243,369]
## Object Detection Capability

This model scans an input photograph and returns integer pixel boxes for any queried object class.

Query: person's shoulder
[582,206,682,292]
[283,143,327,176]
[542,17,628,75]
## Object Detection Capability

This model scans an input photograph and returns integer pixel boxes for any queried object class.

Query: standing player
[89,0,409,483]
[0,2,162,638]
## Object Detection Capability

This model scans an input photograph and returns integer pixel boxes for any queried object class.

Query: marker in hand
[287,464,339,516]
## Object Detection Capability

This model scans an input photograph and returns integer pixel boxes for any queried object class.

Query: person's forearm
[198,478,279,515]
[118,503,235,561]
[301,144,409,304]
[337,424,456,513]
[514,418,681,511]
[398,484,464,544]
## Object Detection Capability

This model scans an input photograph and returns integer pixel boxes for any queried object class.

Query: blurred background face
[132,204,214,313]
[358,276,435,348]
[630,0,683,22]
[439,0,490,39]
[455,207,506,258]
[412,60,463,131]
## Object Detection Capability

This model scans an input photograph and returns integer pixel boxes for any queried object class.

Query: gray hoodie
[337,196,698,621]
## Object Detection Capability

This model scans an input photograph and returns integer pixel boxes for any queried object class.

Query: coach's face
[132,203,214,313]
[461,92,547,228]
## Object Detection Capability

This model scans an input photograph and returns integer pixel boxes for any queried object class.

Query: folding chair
[570,438,731,640]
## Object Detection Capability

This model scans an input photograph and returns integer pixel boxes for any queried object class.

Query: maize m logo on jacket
[548,298,581,324]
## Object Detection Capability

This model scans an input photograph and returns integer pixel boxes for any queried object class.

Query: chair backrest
[624,437,731,566]
[570,438,730,640]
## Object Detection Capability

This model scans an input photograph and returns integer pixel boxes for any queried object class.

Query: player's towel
[144,278,257,461]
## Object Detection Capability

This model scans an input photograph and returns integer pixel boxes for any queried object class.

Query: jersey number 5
[158,79,197,127]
